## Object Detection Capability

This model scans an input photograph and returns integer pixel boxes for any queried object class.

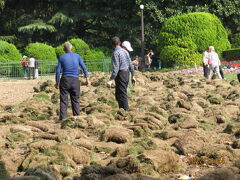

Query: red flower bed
[231,63,240,68]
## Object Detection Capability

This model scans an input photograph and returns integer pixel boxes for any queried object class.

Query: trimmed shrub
[158,12,231,67]
[222,48,240,61]
[0,40,22,62]
[83,49,106,71]
[95,46,112,57]
[55,38,90,57]
[24,42,57,61]
[83,49,105,61]
[24,43,57,74]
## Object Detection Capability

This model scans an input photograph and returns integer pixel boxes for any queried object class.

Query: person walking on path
[107,37,135,111]
[21,55,28,79]
[55,42,90,121]
[28,57,35,79]
[207,46,222,80]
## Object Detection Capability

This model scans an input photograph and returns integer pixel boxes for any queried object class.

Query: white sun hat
[23,55,27,58]
[122,41,133,52]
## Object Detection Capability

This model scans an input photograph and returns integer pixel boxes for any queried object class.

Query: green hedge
[55,38,90,57]
[24,42,57,61]
[83,49,105,61]
[0,40,22,62]
[24,42,57,74]
[222,48,240,61]
[83,49,105,71]
[158,12,231,67]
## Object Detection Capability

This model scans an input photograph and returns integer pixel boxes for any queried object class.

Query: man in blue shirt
[108,36,135,111]
[55,42,90,121]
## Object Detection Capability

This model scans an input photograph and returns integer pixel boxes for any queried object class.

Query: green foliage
[230,33,240,48]
[55,38,90,57]
[70,38,90,57]
[1,0,240,53]
[0,0,5,9]
[158,12,231,67]
[0,40,21,62]
[83,49,105,61]
[48,12,74,26]
[18,21,56,33]
[159,45,202,67]
[95,46,112,57]
[222,48,240,61]
[0,36,17,43]
[24,42,57,61]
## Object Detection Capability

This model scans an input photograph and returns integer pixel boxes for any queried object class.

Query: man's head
[122,41,133,52]
[111,36,121,48]
[64,42,73,52]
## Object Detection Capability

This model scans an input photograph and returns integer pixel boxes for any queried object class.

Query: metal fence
[0,58,112,79]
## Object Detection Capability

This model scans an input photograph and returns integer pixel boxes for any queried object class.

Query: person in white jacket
[207,46,222,79]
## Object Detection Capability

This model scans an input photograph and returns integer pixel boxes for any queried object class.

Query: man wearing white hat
[122,41,133,52]
[122,41,137,84]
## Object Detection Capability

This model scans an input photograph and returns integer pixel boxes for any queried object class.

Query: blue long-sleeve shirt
[110,46,135,80]
[55,52,89,84]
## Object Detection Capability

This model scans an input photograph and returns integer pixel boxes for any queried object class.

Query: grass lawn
[224,73,239,81]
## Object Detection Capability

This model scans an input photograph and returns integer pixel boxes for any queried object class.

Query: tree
[158,12,230,67]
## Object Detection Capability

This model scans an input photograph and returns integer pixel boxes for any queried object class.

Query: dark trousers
[219,66,224,79]
[203,63,209,78]
[115,70,129,111]
[238,73,240,82]
[59,76,80,120]
[29,67,35,79]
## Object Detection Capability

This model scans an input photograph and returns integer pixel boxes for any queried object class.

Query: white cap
[122,41,133,52]
[23,55,27,58]
[208,46,215,51]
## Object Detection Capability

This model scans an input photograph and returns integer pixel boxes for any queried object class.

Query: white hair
[64,42,73,52]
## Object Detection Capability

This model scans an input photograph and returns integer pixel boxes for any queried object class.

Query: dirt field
[0,77,55,106]
[0,72,240,180]
[0,80,39,106]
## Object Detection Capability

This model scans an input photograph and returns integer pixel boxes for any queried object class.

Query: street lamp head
[140,4,144,10]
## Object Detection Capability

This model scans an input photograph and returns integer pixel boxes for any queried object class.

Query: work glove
[107,80,113,88]
[132,76,136,85]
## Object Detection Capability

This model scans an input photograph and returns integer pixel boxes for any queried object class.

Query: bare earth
[0,79,41,106]
[0,72,240,179]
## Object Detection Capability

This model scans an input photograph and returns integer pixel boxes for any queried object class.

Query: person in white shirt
[28,57,35,79]
[207,46,222,79]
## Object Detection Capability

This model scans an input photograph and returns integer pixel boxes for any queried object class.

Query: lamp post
[140,4,145,69]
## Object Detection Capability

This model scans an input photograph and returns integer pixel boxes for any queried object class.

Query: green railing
[0,58,112,79]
